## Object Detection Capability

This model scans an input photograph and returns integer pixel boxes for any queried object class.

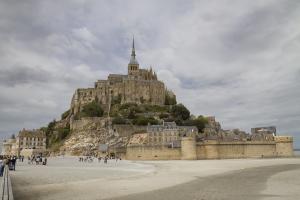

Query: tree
[133,116,159,126]
[165,93,177,105]
[182,115,208,133]
[11,134,15,139]
[81,101,104,117]
[128,109,136,119]
[171,104,190,120]
[57,125,71,141]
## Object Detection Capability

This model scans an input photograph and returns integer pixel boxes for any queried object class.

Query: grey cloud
[0,65,52,86]
[178,75,241,90]
[221,1,300,56]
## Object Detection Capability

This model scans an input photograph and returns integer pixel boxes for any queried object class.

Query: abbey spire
[129,36,139,65]
[128,36,139,76]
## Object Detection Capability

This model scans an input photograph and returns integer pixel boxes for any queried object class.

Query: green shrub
[57,126,71,140]
[127,109,136,119]
[171,104,190,120]
[182,116,208,133]
[76,101,104,118]
[61,109,70,120]
[119,103,137,110]
[133,116,159,126]
[112,116,127,124]
[159,113,169,119]
[111,94,122,105]
[143,104,168,112]
[165,93,177,105]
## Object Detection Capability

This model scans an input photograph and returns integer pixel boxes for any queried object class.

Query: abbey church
[71,38,168,114]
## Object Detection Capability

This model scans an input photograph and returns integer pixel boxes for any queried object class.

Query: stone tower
[181,135,197,160]
[128,37,139,77]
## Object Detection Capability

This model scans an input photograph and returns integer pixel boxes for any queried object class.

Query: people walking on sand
[104,156,108,164]
[98,156,102,163]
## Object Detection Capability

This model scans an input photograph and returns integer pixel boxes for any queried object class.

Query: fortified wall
[125,136,294,160]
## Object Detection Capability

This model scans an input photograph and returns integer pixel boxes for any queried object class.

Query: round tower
[181,135,197,160]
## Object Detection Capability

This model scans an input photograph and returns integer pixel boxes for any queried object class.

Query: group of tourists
[78,156,94,163]
[28,155,47,165]
[0,155,17,176]
[78,155,121,164]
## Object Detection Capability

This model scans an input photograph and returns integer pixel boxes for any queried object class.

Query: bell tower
[128,37,139,76]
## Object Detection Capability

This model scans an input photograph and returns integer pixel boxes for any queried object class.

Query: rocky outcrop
[62,117,136,155]
[63,117,110,155]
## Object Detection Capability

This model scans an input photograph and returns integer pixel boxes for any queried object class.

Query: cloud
[0,65,52,87]
[0,0,299,148]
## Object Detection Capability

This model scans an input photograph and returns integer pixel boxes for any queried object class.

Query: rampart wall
[196,141,277,159]
[126,145,181,160]
[125,137,294,160]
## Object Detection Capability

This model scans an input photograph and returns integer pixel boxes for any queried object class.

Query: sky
[0,0,299,148]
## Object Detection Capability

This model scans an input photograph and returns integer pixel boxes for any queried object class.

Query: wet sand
[109,164,300,200]
[10,157,300,200]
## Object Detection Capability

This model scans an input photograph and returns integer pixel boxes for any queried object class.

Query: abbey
[71,38,166,114]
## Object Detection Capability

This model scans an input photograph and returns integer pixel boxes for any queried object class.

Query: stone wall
[70,117,108,131]
[126,145,181,160]
[196,141,277,159]
[274,136,294,157]
[125,138,294,160]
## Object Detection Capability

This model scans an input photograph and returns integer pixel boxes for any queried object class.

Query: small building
[1,138,17,156]
[1,128,46,156]
[146,121,197,146]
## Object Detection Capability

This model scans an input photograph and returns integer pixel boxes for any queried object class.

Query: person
[12,156,16,171]
[36,156,40,165]
[43,157,47,165]
[8,157,13,170]
[31,155,35,164]
[0,156,4,176]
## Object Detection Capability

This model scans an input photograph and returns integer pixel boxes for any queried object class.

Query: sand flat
[10,157,300,200]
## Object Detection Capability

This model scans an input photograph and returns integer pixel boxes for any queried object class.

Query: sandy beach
[10,157,300,200]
